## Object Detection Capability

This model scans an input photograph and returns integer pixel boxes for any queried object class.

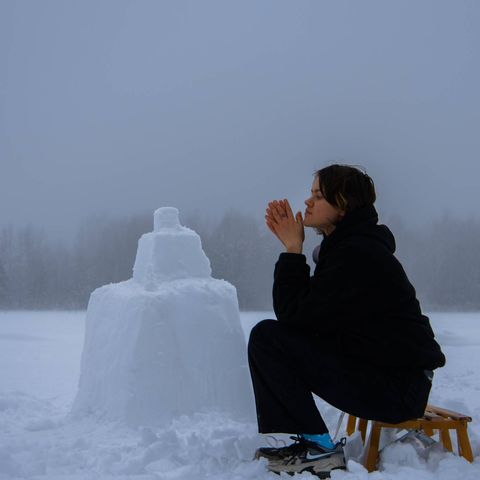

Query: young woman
[248,164,445,477]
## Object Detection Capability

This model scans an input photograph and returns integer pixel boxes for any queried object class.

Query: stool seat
[346,404,474,472]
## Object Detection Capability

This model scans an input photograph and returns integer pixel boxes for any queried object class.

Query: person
[248,164,446,477]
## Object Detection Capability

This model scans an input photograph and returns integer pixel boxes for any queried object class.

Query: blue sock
[301,433,336,449]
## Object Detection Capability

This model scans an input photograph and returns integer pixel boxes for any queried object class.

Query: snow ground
[1,310,479,479]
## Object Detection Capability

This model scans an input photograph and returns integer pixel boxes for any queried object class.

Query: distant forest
[0,211,479,311]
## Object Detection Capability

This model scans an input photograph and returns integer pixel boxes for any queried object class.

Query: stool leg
[456,424,474,462]
[346,415,357,437]
[359,418,368,443]
[424,426,434,436]
[364,422,382,472]
[440,428,453,452]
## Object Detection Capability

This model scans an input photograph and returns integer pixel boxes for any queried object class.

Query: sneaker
[256,436,346,478]
[255,435,305,460]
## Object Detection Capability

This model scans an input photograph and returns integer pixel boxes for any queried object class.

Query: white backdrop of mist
[1,0,479,242]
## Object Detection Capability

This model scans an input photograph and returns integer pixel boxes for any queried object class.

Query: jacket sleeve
[272,246,358,333]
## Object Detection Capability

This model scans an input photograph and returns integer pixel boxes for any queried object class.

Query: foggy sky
[1,0,479,241]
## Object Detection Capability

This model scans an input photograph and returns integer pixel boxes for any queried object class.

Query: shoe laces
[278,435,310,456]
[281,436,311,464]
[290,434,309,446]
[282,435,346,466]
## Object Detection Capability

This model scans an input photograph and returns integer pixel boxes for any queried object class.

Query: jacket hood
[313,205,396,263]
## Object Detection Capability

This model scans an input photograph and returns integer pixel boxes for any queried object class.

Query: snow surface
[1,310,480,479]
[72,208,253,426]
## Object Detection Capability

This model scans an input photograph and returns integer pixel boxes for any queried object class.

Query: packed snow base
[1,311,480,479]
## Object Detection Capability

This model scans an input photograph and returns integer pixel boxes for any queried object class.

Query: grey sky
[1,0,479,240]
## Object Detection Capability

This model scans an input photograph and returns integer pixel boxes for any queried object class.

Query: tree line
[0,211,479,311]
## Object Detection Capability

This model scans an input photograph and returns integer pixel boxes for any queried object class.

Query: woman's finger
[271,201,282,215]
[266,218,281,240]
[272,201,288,220]
[265,208,278,224]
[267,200,291,227]
[267,202,277,216]
[284,199,295,220]
[279,200,289,217]
[266,220,276,234]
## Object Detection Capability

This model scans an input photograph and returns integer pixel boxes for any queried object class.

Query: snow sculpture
[72,207,254,426]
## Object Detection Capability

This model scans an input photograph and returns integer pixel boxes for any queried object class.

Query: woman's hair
[315,164,376,213]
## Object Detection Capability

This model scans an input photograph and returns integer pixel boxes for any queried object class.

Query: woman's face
[304,176,345,236]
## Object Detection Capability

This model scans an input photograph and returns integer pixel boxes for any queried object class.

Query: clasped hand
[265,199,305,253]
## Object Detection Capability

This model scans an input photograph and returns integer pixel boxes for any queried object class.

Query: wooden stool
[346,404,474,472]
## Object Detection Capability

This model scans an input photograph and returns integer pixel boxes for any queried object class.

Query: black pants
[248,319,432,434]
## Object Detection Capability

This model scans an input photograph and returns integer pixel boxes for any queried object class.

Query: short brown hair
[315,164,376,212]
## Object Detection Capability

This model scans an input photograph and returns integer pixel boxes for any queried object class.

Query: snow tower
[72,207,254,426]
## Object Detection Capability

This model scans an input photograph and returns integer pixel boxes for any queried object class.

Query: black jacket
[273,205,446,370]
